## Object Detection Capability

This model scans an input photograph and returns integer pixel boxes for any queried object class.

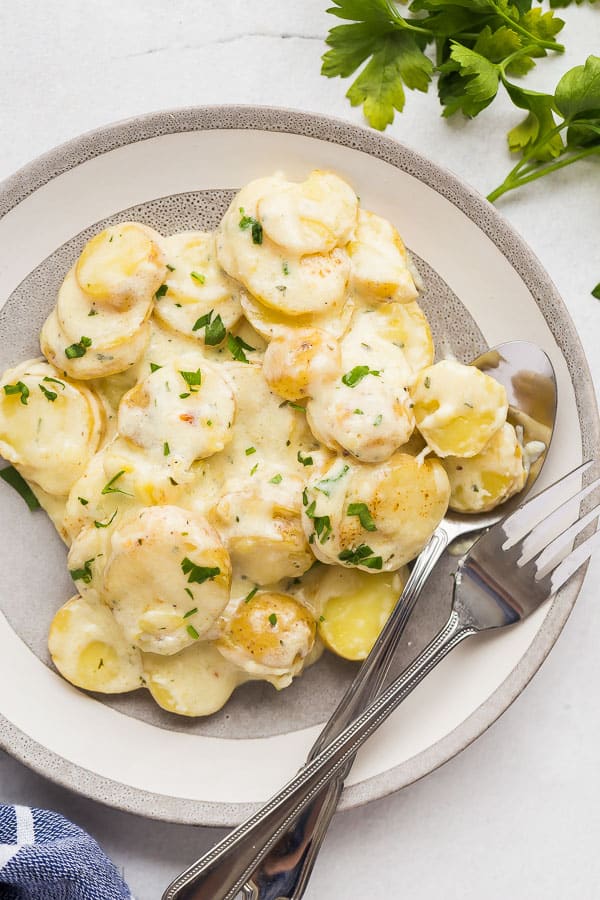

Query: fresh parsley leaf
[78,496,89,506]
[338,543,383,569]
[70,557,94,584]
[163,441,170,456]
[592,283,600,300]
[155,284,168,300]
[239,213,264,244]
[65,336,92,359]
[268,613,278,627]
[94,509,117,529]
[3,381,30,405]
[244,586,259,603]
[39,383,57,402]
[269,474,283,484]
[304,498,333,544]
[313,465,350,497]
[297,450,314,466]
[101,470,132,496]
[186,624,200,640]
[0,465,41,510]
[347,502,377,531]
[150,362,163,373]
[341,365,381,387]
[180,369,202,391]
[245,446,256,456]
[181,557,221,584]
[183,607,198,618]
[227,333,255,363]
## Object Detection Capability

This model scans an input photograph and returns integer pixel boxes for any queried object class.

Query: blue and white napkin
[0,804,132,899]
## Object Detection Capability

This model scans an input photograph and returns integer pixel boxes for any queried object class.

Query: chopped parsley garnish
[101,470,132,496]
[166,263,176,272]
[98,658,104,669]
[313,465,349,497]
[227,333,255,363]
[424,376,431,389]
[94,509,117,529]
[373,413,383,427]
[279,400,306,413]
[69,557,94,584]
[150,362,163,373]
[319,615,325,623]
[472,484,480,492]
[186,624,200,640]
[78,497,89,506]
[353,409,364,415]
[190,271,206,284]
[39,383,57,402]
[341,365,381,388]
[183,607,198,618]
[163,441,170,456]
[179,392,190,399]
[268,613,278,627]
[245,446,256,456]
[250,463,259,476]
[192,309,226,345]
[155,284,168,300]
[276,285,287,292]
[181,557,220,584]
[304,499,332,544]
[244,586,259,604]
[347,502,377,532]
[4,381,30,404]
[239,211,263,245]
[282,261,289,275]
[0,465,41,510]
[338,544,383,569]
[65,336,92,359]
[180,368,202,391]
[269,474,283,484]
[464,401,474,409]
[88,309,98,316]
[297,450,314,466]
[184,587,194,600]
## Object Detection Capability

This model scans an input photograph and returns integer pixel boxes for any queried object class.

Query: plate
[0,106,597,826]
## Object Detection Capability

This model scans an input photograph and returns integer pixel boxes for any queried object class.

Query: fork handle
[161,609,473,900]
[244,528,451,900]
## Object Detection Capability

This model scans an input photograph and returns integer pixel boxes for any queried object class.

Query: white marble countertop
[1,2,599,898]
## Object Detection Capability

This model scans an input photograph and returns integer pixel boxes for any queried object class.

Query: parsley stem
[487,145,600,202]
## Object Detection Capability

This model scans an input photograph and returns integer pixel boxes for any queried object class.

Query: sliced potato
[143,641,240,717]
[153,231,243,340]
[49,594,143,693]
[411,359,508,458]
[240,291,353,341]
[443,422,527,513]
[348,209,418,303]
[316,567,409,660]
[216,591,316,682]
[104,506,232,655]
[354,301,434,375]
[75,222,165,309]
[0,359,105,495]
[262,328,341,401]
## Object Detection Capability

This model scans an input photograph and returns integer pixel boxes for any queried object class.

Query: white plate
[0,106,597,826]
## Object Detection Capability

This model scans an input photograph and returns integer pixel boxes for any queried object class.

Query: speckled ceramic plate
[0,106,597,826]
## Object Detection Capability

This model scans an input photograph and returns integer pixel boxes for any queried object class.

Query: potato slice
[353,301,434,375]
[216,591,316,683]
[443,422,527,513]
[143,641,240,717]
[411,359,508,458]
[153,231,243,340]
[262,328,341,401]
[316,567,408,661]
[348,209,418,303]
[240,291,353,341]
[103,506,232,655]
[75,222,165,309]
[0,359,105,495]
[49,594,143,693]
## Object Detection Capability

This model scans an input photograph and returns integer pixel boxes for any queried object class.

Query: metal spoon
[162,340,556,900]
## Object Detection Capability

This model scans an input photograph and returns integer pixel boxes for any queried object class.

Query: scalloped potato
[0,168,539,718]
[411,359,508,458]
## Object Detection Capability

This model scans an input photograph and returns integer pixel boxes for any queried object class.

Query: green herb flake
[269,474,283,484]
[39,383,57,402]
[183,607,198,619]
[186,624,200,640]
[424,376,431,389]
[150,363,163,373]
[101,470,132,496]
[338,544,382,569]
[282,261,290,275]
[65,336,92,359]
[3,381,30,405]
[190,271,206,284]
[244,586,259,604]
[373,413,383,426]
[155,284,168,300]
[297,450,314,466]
[250,463,259,476]
[88,309,98,316]
[245,446,256,456]
[179,392,190,399]
[592,284,600,300]
[163,441,170,457]
[94,509,118,529]
[180,369,202,391]
[181,557,221,584]
[268,613,278,627]
[319,615,325,623]
[341,366,380,388]
[78,496,89,506]
[43,376,65,389]
[353,408,364,415]
[98,658,104,669]
[0,465,41,510]
[347,502,377,532]
[314,464,350,497]
[166,263,176,272]
[227,333,256,363]
[239,213,264,244]
[69,557,94,584]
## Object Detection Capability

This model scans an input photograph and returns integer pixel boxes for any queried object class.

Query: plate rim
[0,103,597,826]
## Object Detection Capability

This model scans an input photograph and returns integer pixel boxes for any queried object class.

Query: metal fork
[163,460,600,900]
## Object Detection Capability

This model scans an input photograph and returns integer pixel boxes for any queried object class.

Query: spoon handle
[244,527,451,900]
[161,610,472,900]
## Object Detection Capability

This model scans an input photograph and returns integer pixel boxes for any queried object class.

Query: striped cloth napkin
[0,804,132,899]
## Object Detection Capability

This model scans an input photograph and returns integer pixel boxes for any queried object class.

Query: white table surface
[1,3,599,898]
